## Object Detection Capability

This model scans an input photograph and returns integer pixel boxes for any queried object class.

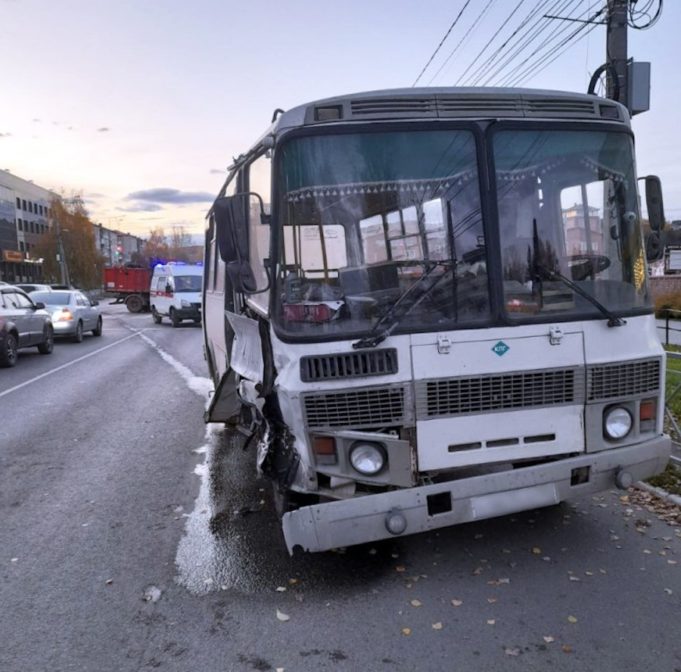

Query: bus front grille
[587,358,661,401]
[300,348,398,382]
[303,385,408,429]
[416,367,581,419]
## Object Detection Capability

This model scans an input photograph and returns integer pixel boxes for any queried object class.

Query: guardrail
[659,308,681,346]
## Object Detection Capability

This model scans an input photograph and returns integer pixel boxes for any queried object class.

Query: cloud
[126,188,214,205]
[117,203,163,213]
[97,127,110,133]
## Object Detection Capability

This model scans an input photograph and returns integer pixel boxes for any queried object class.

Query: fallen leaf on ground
[105,579,113,585]
[276,609,290,622]
[487,619,496,625]
[487,597,497,604]
[569,576,581,582]
[288,578,299,585]
[275,586,287,592]
[432,622,443,630]
[401,628,412,636]
[562,644,573,654]
[395,565,406,573]
[451,599,463,607]
[664,588,673,595]
[567,615,578,624]
[543,636,555,643]
[504,647,521,656]
[410,599,422,608]
[532,547,542,555]
[143,586,162,603]
[472,567,483,575]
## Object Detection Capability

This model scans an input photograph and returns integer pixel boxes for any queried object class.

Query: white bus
[203,87,670,553]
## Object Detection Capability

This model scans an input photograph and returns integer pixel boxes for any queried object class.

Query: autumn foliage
[33,195,104,289]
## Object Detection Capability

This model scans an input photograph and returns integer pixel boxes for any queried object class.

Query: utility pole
[606,0,629,106]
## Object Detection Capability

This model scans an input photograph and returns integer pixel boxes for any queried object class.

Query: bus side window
[246,153,272,312]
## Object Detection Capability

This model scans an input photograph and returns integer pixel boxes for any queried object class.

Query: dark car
[0,285,54,367]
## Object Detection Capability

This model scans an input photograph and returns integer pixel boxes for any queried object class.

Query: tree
[142,227,170,262]
[33,194,104,289]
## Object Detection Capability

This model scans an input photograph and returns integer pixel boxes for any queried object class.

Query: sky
[0,0,678,240]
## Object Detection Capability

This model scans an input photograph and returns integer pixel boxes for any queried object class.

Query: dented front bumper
[282,436,670,554]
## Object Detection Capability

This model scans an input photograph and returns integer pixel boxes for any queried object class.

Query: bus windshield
[274,129,490,338]
[272,126,649,341]
[494,128,649,320]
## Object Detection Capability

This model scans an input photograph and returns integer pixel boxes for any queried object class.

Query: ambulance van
[150,263,203,327]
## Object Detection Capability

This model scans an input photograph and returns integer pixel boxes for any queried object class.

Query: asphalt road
[1,303,680,672]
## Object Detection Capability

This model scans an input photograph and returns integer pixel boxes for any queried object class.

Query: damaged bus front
[203,88,670,554]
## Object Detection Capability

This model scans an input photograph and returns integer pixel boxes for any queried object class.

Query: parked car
[30,290,102,342]
[0,285,54,367]
[15,283,53,294]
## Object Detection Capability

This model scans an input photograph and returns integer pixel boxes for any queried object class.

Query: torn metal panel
[225,310,263,382]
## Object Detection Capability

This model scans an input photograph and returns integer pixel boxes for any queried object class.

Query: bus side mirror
[214,195,248,263]
[227,260,258,293]
[645,175,665,232]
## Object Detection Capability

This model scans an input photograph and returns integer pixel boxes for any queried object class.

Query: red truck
[103,266,151,313]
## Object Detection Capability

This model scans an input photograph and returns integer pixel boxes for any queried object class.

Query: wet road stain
[175,424,400,596]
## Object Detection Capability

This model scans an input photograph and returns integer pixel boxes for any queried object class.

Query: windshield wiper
[352,261,452,349]
[530,219,624,328]
[534,264,625,327]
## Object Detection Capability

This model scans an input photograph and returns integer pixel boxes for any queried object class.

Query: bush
[654,292,681,318]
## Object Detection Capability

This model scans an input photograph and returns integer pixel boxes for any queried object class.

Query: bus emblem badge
[492,341,510,357]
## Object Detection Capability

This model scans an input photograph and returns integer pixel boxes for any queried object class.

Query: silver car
[30,291,103,342]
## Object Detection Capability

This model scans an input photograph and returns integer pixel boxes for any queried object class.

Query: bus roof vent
[437,96,522,117]
[350,97,436,118]
[300,348,398,382]
[523,98,599,118]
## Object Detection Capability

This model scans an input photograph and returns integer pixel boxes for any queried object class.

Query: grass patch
[647,463,681,497]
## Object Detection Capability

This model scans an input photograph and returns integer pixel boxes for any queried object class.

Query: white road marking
[136,331,212,400]
[0,332,141,400]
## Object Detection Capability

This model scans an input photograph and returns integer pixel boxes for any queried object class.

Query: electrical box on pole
[627,59,651,115]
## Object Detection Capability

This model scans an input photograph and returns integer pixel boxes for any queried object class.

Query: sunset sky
[1,0,678,239]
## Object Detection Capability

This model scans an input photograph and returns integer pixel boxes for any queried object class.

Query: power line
[478,0,580,87]
[454,0,529,86]
[503,5,605,87]
[464,0,560,86]
[425,0,498,86]
[412,0,473,87]
[487,0,597,87]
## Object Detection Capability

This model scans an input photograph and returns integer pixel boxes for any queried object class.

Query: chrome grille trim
[415,367,583,419]
[300,348,398,382]
[303,384,411,429]
[587,358,661,401]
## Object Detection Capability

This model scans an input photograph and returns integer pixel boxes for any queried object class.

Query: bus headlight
[604,407,632,440]
[349,442,386,476]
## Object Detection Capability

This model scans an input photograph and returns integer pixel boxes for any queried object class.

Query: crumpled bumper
[282,436,670,554]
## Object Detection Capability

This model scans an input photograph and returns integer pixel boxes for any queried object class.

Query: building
[0,169,58,283]
[94,224,144,265]
[563,203,604,255]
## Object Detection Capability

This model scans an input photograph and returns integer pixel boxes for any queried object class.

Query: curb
[634,480,681,507]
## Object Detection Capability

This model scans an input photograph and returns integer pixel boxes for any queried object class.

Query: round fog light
[604,407,632,440]
[385,509,407,535]
[349,442,386,476]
